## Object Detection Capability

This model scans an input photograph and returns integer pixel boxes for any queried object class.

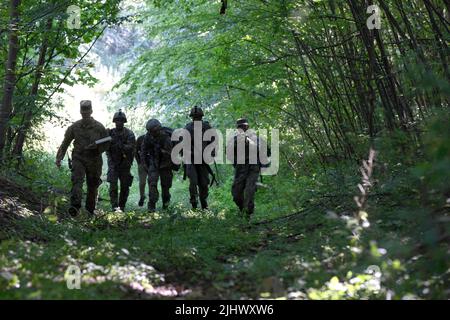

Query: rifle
[205,164,218,187]
[84,136,112,151]
[213,160,221,184]
[182,163,217,187]
[95,136,112,145]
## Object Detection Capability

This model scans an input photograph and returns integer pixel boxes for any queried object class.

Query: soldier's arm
[56,126,74,164]
[159,135,173,159]
[123,131,136,153]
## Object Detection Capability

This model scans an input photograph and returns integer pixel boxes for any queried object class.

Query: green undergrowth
[0,115,449,299]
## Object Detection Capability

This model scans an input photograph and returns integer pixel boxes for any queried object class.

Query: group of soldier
[55,100,269,219]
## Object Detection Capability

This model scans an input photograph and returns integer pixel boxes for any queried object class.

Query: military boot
[148,203,156,213]
[200,199,208,210]
[240,208,252,221]
[110,186,119,210]
[138,196,146,207]
[110,198,118,211]
[118,201,127,212]
[119,188,129,212]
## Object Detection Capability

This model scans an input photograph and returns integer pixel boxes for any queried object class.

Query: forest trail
[1,149,449,300]
[0,175,358,300]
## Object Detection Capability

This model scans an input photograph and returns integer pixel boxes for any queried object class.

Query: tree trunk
[12,18,52,159]
[0,0,21,161]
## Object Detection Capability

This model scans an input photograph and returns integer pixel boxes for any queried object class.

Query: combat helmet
[113,109,127,123]
[189,106,204,118]
[236,118,249,127]
[146,119,162,132]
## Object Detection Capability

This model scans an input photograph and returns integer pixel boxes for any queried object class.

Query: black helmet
[236,118,249,127]
[189,106,204,118]
[146,118,161,131]
[113,109,127,123]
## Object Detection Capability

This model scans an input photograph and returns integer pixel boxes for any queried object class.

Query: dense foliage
[119,0,449,163]
[0,0,123,161]
[0,0,449,300]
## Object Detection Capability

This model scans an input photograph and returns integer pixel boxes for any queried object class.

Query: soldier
[184,106,216,210]
[141,119,174,212]
[227,118,270,219]
[135,134,147,207]
[106,110,136,212]
[55,100,110,216]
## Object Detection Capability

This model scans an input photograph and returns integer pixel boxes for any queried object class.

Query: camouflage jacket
[141,129,173,170]
[106,127,136,168]
[56,117,109,161]
[226,130,271,167]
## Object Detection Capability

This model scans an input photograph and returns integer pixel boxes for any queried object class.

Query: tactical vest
[185,120,215,163]
[109,128,134,166]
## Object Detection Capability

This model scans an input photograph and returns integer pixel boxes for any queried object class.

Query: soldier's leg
[243,166,260,216]
[138,164,147,206]
[107,168,119,210]
[119,168,133,211]
[70,158,86,216]
[160,168,173,209]
[197,165,210,209]
[186,164,199,208]
[147,169,159,211]
[231,165,247,212]
[85,157,103,214]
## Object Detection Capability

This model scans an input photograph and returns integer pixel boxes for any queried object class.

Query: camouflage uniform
[141,120,174,211]
[135,135,148,206]
[184,106,216,209]
[231,162,260,216]
[227,119,270,217]
[106,126,136,211]
[56,101,109,215]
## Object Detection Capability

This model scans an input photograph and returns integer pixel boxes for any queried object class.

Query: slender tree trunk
[347,0,398,130]
[0,0,21,161]
[12,18,52,159]
[423,0,450,80]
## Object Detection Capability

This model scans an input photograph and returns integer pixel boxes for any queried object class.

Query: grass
[0,142,449,299]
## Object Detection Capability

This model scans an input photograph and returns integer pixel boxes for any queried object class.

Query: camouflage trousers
[107,164,133,210]
[186,164,210,208]
[231,164,260,215]
[138,163,148,200]
[147,167,173,210]
[71,154,103,213]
